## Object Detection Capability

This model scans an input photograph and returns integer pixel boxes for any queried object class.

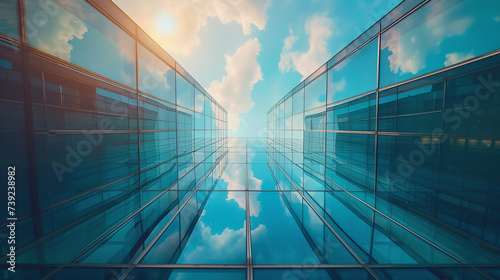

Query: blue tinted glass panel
[305,73,326,111]
[250,192,321,264]
[248,164,276,190]
[327,39,378,104]
[177,74,194,110]
[25,0,136,88]
[138,44,175,103]
[254,268,369,280]
[141,216,181,264]
[0,0,19,39]
[129,269,246,280]
[380,0,500,88]
[177,191,246,264]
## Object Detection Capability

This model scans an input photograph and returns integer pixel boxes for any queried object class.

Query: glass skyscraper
[267,0,500,279]
[1,0,500,279]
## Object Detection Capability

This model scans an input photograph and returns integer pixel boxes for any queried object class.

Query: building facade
[1,0,500,279]
[0,0,228,279]
[267,0,500,278]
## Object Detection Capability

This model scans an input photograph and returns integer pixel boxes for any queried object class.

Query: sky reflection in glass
[177,191,246,264]
[250,192,321,264]
[25,0,136,87]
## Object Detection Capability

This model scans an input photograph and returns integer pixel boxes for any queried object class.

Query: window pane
[176,74,194,110]
[327,39,378,104]
[138,44,175,104]
[284,95,292,116]
[304,73,326,111]
[129,268,246,280]
[250,192,320,264]
[255,269,369,280]
[177,191,246,264]
[0,0,19,39]
[195,89,204,114]
[380,0,500,88]
[25,0,136,87]
[293,88,304,114]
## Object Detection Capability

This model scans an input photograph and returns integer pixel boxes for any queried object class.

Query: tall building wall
[0,0,228,277]
[267,0,500,277]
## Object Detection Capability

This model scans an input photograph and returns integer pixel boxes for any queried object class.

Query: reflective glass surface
[177,191,246,264]
[250,192,321,264]
[25,0,137,88]
[380,0,500,88]
[327,39,378,104]
[0,0,19,39]
[3,0,500,279]
[138,44,176,104]
[267,0,500,278]
[1,0,228,276]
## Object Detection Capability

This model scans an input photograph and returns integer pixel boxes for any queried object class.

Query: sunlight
[155,13,176,35]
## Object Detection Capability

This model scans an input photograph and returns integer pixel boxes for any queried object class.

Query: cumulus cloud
[279,15,335,80]
[444,52,474,67]
[178,220,266,265]
[208,38,263,132]
[382,29,425,75]
[282,28,298,52]
[222,164,262,216]
[178,220,246,263]
[382,2,473,75]
[29,6,87,61]
[114,0,271,55]
[331,77,346,92]
[195,93,205,113]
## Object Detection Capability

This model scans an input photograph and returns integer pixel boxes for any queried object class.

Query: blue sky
[113,0,404,136]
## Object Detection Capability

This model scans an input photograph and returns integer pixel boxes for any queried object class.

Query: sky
[112,0,404,136]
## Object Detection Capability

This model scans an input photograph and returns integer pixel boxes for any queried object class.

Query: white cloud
[495,16,500,22]
[382,28,425,75]
[195,93,204,113]
[282,28,298,52]
[222,163,262,216]
[30,6,87,61]
[444,52,474,67]
[382,2,474,75]
[208,38,263,132]
[114,0,271,55]
[331,77,346,92]
[279,15,335,80]
[177,220,266,266]
[177,220,245,264]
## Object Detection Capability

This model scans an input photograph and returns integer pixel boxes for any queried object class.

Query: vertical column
[19,0,43,241]
[135,25,141,190]
[245,138,253,280]
[369,21,382,262]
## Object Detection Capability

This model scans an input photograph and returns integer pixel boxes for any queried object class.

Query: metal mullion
[19,262,500,269]
[28,47,138,92]
[380,0,430,34]
[321,174,484,269]
[270,156,381,280]
[15,4,46,276]
[369,22,382,264]
[117,146,230,280]
[40,149,215,280]
[84,0,136,39]
[377,48,500,92]
[245,138,253,280]
[18,0,27,44]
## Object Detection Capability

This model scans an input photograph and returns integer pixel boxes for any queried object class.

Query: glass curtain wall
[0,0,227,279]
[267,0,500,279]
